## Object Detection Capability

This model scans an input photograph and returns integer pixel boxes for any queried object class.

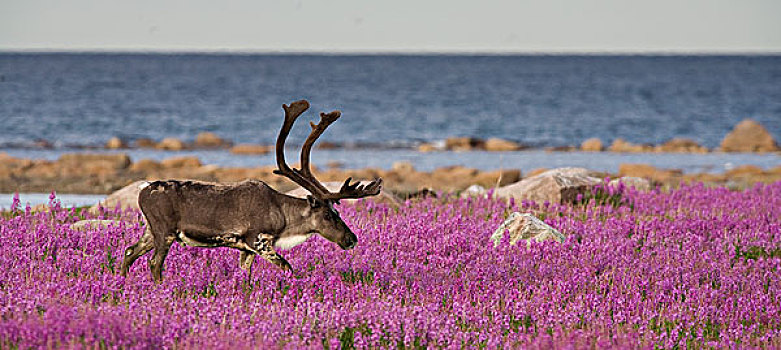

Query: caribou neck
[277,194,320,237]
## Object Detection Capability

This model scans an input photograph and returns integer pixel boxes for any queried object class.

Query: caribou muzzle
[340,231,358,250]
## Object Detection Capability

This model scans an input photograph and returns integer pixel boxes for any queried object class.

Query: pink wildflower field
[1,182,780,348]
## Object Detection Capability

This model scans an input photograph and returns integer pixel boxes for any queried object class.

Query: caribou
[119,100,382,282]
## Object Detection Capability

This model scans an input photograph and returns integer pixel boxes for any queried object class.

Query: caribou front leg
[238,251,255,271]
[255,234,293,272]
[227,234,292,273]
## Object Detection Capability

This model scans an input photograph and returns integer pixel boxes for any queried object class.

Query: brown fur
[120,179,355,281]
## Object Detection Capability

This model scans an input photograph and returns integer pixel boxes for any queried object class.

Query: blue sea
[0,53,779,179]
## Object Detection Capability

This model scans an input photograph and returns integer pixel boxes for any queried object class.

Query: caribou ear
[306,195,321,208]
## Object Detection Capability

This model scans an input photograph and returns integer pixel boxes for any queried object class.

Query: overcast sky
[1,0,780,53]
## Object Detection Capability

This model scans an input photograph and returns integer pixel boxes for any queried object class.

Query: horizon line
[2,47,781,56]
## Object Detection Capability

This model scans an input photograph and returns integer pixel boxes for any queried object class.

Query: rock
[70,219,123,231]
[0,153,33,179]
[214,167,270,183]
[490,212,566,247]
[160,156,202,168]
[719,119,779,153]
[129,158,162,173]
[58,153,131,170]
[580,138,604,152]
[445,137,484,151]
[460,184,487,198]
[317,141,339,150]
[285,181,402,208]
[656,138,708,153]
[725,165,764,177]
[230,144,271,155]
[430,166,480,191]
[484,138,522,151]
[618,163,682,182]
[326,161,344,169]
[391,161,415,174]
[89,180,147,215]
[417,143,438,152]
[608,138,653,153]
[472,169,522,188]
[525,168,549,178]
[134,138,157,148]
[156,138,186,151]
[609,177,652,191]
[105,137,127,149]
[194,132,230,148]
[545,145,578,152]
[494,167,602,205]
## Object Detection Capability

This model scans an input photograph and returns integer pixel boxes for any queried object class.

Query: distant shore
[1,151,779,196]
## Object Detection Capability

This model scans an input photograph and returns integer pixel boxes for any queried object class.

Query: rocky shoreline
[1,118,778,196]
[2,150,779,197]
[7,118,779,155]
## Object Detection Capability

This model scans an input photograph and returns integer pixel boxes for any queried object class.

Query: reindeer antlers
[274,100,382,201]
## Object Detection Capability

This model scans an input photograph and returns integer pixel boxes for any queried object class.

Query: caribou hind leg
[239,251,255,271]
[120,226,154,276]
[149,235,175,282]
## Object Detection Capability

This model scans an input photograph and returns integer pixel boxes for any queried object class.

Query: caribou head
[272,100,382,250]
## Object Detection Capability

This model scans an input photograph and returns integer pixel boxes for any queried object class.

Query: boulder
[618,163,682,182]
[430,166,480,191]
[545,145,577,152]
[719,119,779,153]
[608,177,652,191]
[194,132,231,148]
[472,169,522,188]
[391,161,416,174]
[134,138,157,148]
[725,165,764,178]
[445,137,484,151]
[58,153,131,170]
[89,180,147,215]
[656,138,708,153]
[460,184,487,198]
[490,212,566,247]
[417,143,438,152]
[525,168,549,178]
[160,156,202,168]
[484,138,522,151]
[0,153,33,179]
[317,141,339,150]
[156,138,186,151]
[326,161,344,169]
[129,158,163,173]
[230,144,271,155]
[580,138,603,152]
[285,181,402,208]
[214,167,269,183]
[494,167,602,205]
[608,138,653,153]
[105,137,127,149]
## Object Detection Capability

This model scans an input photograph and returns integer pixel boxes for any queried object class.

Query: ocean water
[1,53,779,150]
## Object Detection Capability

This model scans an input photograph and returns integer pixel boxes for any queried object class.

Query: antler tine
[299,111,341,195]
[321,177,383,201]
[273,100,327,197]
